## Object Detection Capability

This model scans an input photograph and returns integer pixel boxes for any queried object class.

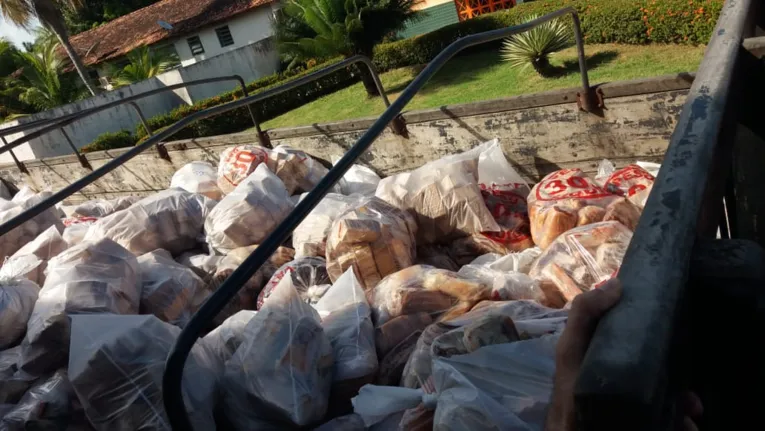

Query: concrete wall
[0,39,280,164]
[172,6,278,67]
[0,74,694,204]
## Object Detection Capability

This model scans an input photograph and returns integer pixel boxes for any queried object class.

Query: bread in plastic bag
[370,265,491,326]
[528,168,624,249]
[0,369,77,430]
[451,140,534,260]
[375,312,432,359]
[0,346,36,405]
[0,192,64,262]
[205,164,294,254]
[529,221,632,306]
[468,300,569,339]
[71,196,140,218]
[202,309,257,364]
[6,225,68,286]
[353,334,557,431]
[272,144,330,193]
[170,161,224,201]
[218,144,314,195]
[293,193,356,258]
[375,327,422,386]
[458,263,545,303]
[217,144,274,195]
[596,160,655,209]
[334,158,381,197]
[467,247,542,275]
[325,196,417,291]
[416,245,460,272]
[62,221,95,248]
[314,269,378,415]
[175,251,224,280]
[209,245,295,322]
[68,314,217,431]
[221,270,333,429]
[19,238,141,376]
[257,256,331,309]
[137,249,211,328]
[0,255,42,350]
[85,189,215,256]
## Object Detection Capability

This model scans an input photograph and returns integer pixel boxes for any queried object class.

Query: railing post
[235,76,272,149]
[60,128,92,170]
[129,102,171,161]
[359,57,409,137]
[0,136,28,174]
[571,11,595,113]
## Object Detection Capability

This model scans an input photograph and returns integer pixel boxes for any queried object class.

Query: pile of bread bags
[0,141,658,430]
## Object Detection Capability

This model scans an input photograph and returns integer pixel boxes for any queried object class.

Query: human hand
[544,278,702,430]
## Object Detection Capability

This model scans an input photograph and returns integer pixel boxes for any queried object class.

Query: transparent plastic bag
[528,169,627,249]
[19,238,141,376]
[313,413,366,431]
[0,346,36,405]
[335,158,381,197]
[458,264,546,303]
[416,245,460,272]
[0,192,64,262]
[375,312,432,359]
[71,196,140,218]
[353,335,557,431]
[529,221,632,306]
[315,268,377,382]
[68,314,217,431]
[374,172,410,209]
[468,300,568,339]
[272,144,330,193]
[468,247,543,275]
[217,144,273,195]
[325,196,417,291]
[62,221,96,247]
[452,140,534,260]
[222,272,333,429]
[370,265,491,326]
[202,310,257,364]
[6,225,68,285]
[0,255,42,350]
[137,249,211,328]
[257,256,331,309]
[0,369,76,430]
[170,161,224,201]
[85,189,215,256]
[601,163,655,210]
[293,193,356,258]
[205,164,294,254]
[176,251,224,279]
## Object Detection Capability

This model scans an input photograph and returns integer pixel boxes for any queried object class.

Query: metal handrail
[159,8,591,430]
[0,56,392,237]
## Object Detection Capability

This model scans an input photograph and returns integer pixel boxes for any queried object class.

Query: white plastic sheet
[170,161,224,201]
[68,314,217,431]
[222,272,333,429]
[333,157,381,197]
[205,164,294,254]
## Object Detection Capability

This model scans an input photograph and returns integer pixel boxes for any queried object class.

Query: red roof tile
[69,0,274,66]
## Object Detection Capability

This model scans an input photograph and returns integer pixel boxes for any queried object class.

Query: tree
[62,0,161,34]
[15,34,85,110]
[500,14,573,77]
[276,0,420,96]
[107,45,178,88]
[0,38,35,120]
[0,0,98,95]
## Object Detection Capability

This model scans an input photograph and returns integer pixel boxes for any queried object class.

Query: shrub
[501,14,573,76]
[373,0,722,71]
[81,130,137,153]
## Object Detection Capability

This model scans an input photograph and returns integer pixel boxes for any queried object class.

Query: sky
[0,16,39,47]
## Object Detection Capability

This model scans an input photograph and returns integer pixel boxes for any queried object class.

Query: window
[215,26,235,47]
[187,36,205,55]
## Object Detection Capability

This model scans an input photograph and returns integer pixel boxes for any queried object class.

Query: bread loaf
[326,197,416,291]
[529,221,632,306]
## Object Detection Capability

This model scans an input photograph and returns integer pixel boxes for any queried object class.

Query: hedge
[372,0,722,72]
[81,130,137,153]
[86,0,722,152]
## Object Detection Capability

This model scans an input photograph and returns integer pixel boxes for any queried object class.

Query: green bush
[133,57,359,141]
[373,0,722,71]
[81,130,137,153]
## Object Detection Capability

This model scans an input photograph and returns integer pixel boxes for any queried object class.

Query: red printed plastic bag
[528,169,629,249]
[604,164,655,209]
[216,145,272,195]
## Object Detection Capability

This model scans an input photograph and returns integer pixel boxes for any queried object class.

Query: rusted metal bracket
[60,128,92,170]
[390,115,409,138]
[0,136,28,174]
[156,143,171,161]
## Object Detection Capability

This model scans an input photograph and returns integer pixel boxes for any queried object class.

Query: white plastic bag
[353,335,558,431]
[458,264,545,303]
[85,189,215,256]
[71,196,140,218]
[222,272,334,429]
[137,249,211,328]
[0,192,64,262]
[6,225,68,285]
[62,222,93,247]
[469,247,543,275]
[205,164,294,254]
[68,314,218,431]
[293,193,356,258]
[19,238,141,376]
[257,256,331,309]
[202,309,257,364]
[273,144,330,193]
[176,251,224,278]
[170,161,224,201]
[314,268,377,382]
[0,255,42,349]
[217,145,273,195]
[334,158,381,197]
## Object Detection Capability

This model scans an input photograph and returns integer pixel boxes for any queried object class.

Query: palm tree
[107,45,179,88]
[16,35,85,110]
[0,0,98,95]
[276,0,420,96]
[0,38,35,119]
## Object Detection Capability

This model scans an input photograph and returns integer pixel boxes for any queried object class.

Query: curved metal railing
[159,8,591,430]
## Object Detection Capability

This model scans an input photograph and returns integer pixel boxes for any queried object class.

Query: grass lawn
[261,43,705,130]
